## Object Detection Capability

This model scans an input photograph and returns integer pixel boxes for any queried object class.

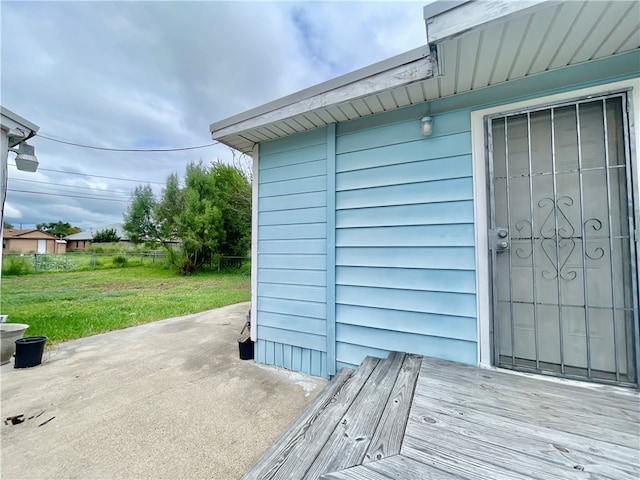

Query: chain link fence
[2,252,250,275]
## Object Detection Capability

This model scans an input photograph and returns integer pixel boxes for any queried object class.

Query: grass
[1,265,250,344]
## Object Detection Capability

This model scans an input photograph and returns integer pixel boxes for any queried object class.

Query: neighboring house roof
[65,224,129,241]
[3,229,59,240]
[210,0,640,153]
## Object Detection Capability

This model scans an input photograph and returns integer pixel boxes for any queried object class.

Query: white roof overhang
[1,106,40,147]
[210,0,640,154]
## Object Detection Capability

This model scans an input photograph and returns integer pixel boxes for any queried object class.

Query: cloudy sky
[2,0,427,233]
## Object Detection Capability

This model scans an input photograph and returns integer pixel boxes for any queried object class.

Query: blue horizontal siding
[336,285,476,318]
[259,325,326,352]
[257,127,328,377]
[259,191,327,211]
[336,266,476,294]
[258,292,326,320]
[336,178,473,210]
[260,127,327,156]
[337,118,424,153]
[336,343,390,370]
[336,200,474,227]
[336,107,470,138]
[336,304,477,342]
[336,224,475,247]
[259,223,326,240]
[258,311,326,336]
[259,239,326,255]
[333,108,477,373]
[336,155,471,191]
[259,268,326,286]
[256,340,327,377]
[260,175,326,197]
[260,254,325,270]
[259,145,327,171]
[336,132,471,173]
[260,206,326,225]
[336,247,476,270]
[260,159,327,183]
[336,325,477,366]
[259,283,326,303]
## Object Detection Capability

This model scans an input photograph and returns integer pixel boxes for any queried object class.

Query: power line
[38,133,219,152]
[8,164,166,185]
[7,189,130,203]
[10,178,133,196]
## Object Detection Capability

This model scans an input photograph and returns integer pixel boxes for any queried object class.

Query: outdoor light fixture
[421,116,434,137]
[10,142,39,172]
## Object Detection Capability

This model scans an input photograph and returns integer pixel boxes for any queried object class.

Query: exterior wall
[333,111,477,369]
[254,50,639,378]
[3,238,62,253]
[67,240,88,250]
[255,127,328,377]
[4,238,66,253]
[4,238,39,253]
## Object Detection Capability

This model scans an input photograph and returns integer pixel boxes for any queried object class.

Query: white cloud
[2,1,426,231]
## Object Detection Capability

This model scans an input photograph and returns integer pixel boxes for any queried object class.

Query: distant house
[3,229,66,254]
[210,1,640,387]
[65,230,91,250]
[65,224,131,250]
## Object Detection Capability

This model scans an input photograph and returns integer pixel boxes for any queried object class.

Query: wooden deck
[243,352,640,480]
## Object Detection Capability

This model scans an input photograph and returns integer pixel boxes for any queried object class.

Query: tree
[122,159,252,275]
[154,173,181,241]
[210,161,251,256]
[36,221,81,237]
[162,162,224,274]
[92,228,120,243]
[152,161,251,274]
[123,184,158,244]
[3,221,14,229]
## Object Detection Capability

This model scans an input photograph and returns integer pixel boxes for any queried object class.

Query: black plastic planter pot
[238,339,254,360]
[14,336,47,368]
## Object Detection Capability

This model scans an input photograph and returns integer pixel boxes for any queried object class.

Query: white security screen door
[488,93,638,386]
[37,239,46,253]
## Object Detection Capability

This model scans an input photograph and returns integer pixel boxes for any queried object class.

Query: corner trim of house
[471,77,640,369]
[326,124,337,376]
[250,143,259,342]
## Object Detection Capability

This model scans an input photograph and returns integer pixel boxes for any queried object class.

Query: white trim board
[471,78,640,368]
[250,144,259,342]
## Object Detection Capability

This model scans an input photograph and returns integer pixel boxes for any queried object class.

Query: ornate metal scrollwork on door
[512,196,604,281]
[540,196,577,280]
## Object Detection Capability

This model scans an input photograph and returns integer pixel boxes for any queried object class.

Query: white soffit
[211,0,640,154]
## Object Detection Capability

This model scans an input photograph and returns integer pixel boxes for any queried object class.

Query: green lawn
[1,265,250,344]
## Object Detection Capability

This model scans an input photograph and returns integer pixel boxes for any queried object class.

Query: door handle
[491,228,510,252]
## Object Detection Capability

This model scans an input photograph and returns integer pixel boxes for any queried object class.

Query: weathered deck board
[322,455,463,480]
[411,383,640,467]
[304,352,406,479]
[363,353,421,463]
[421,358,640,421]
[413,374,639,447]
[242,357,379,480]
[407,392,639,480]
[242,352,640,480]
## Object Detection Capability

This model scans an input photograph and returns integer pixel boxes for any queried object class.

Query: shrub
[112,255,128,267]
[2,255,33,276]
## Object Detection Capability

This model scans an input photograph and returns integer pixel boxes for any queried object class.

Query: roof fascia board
[1,106,40,147]
[425,0,552,44]
[210,46,431,138]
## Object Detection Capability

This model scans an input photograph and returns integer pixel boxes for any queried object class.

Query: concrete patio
[0,302,326,480]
